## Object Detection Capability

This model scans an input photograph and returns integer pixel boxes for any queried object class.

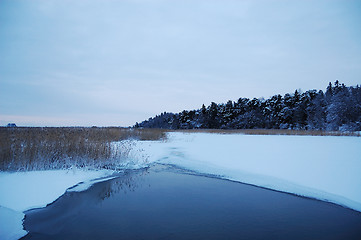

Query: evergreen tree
[135,81,361,131]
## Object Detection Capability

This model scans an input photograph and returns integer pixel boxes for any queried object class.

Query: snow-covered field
[1,132,360,240]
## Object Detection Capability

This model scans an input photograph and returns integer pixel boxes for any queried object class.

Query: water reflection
[96,168,149,201]
[22,168,149,237]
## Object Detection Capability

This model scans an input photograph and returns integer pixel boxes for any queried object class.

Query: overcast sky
[1,0,361,126]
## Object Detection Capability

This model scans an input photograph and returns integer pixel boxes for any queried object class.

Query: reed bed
[0,127,166,171]
[174,128,361,137]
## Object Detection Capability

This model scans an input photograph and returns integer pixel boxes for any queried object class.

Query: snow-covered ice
[0,169,114,212]
[0,169,114,240]
[67,175,118,192]
[0,206,26,240]
[132,132,361,212]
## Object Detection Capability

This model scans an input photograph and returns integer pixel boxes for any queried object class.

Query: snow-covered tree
[135,81,361,131]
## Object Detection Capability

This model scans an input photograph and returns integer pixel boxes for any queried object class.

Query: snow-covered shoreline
[0,169,115,240]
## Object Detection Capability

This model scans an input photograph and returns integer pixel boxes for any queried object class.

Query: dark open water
[22,166,361,240]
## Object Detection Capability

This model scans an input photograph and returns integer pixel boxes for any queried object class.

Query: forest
[135,81,361,131]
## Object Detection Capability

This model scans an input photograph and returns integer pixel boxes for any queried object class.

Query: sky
[1,0,361,127]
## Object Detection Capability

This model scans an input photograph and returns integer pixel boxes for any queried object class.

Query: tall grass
[175,129,361,136]
[0,127,166,171]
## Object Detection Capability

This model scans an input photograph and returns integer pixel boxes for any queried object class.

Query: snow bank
[133,132,361,212]
[0,206,26,240]
[0,169,114,212]
[0,169,113,240]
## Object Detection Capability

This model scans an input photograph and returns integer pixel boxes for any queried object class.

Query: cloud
[1,0,361,126]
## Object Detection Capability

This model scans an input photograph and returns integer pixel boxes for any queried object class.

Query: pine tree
[135,82,360,131]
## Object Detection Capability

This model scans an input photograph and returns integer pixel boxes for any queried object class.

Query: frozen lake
[22,165,361,240]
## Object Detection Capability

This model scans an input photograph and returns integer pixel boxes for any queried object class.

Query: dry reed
[173,129,361,137]
[0,127,166,171]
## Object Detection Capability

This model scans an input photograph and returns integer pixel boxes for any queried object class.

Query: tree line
[134,81,361,131]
